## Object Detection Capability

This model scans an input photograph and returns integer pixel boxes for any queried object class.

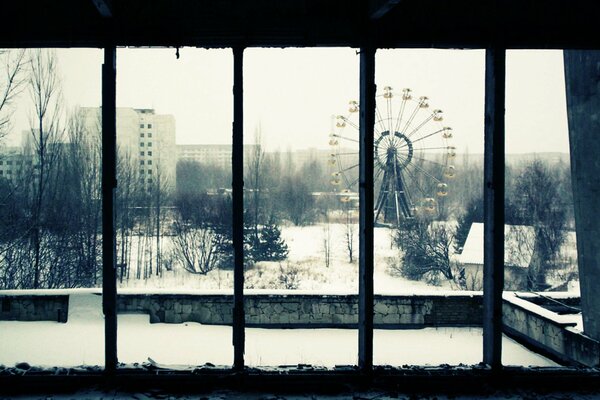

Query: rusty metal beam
[482,46,505,369]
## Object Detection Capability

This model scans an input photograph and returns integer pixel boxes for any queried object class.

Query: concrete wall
[119,293,483,327]
[0,292,483,328]
[503,295,600,367]
[564,50,600,341]
[0,295,68,322]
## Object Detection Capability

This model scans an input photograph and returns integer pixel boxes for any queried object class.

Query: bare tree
[277,262,301,289]
[151,161,171,277]
[395,218,459,285]
[0,49,27,140]
[246,126,265,242]
[64,108,102,285]
[27,49,64,289]
[276,173,315,225]
[323,218,331,269]
[510,159,568,290]
[115,147,137,282]
[171,218,224,275]
[343,203,356,263]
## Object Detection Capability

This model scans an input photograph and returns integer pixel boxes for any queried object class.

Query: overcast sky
[9,47,569,154]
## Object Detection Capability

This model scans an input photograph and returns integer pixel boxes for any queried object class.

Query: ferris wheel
[328,86,456,226]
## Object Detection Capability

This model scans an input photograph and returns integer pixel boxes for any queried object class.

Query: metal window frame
[98,45,506,376]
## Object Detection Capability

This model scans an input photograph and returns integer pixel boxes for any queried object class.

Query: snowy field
[121,224,452,293]
[0,293,557,369]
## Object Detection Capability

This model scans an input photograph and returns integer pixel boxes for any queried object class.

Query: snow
[108,224,455,294]
[0,293,558,369]
[457,223,535,268]
[503,292,578,327]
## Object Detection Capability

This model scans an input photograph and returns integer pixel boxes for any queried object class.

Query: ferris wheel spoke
[409,146,451,151]
[347,176,360,189]
[375,106,388,133]
[401,102,422,134]
[342,116,360,131]
[338,163,359,174]
[374,165,384,182]
[398,169,414,205]
[403,129,446,146]
[405,158,443,184]
[387,96,393,136]
[332,133,359,143]
[394,96,409,133]
[399,163,429,198]
[409,153,449,168]
[406,115,434,139]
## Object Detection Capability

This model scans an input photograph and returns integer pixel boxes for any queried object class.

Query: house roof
[456,222,535,269]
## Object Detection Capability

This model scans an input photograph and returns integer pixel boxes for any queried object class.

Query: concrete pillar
[564,51,600,341]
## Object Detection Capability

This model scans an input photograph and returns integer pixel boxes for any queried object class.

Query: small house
[456,223,535,290]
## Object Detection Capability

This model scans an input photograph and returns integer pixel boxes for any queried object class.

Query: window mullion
[102,45,118,375]
[483,46,506,369]
[232,46,245,371]
[358,45,376,372]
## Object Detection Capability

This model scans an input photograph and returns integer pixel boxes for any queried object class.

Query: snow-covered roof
[456,223,535,268]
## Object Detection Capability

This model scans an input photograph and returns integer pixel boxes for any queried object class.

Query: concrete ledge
[0,290,483,328]
[0,295,68,322]
[503,293,600,367]
[117,293,483,327]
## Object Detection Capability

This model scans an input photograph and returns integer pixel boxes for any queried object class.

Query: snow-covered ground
[120,224,453,293]
[0,293,557,369]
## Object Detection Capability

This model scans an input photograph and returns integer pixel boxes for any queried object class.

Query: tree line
[396,155,575,291]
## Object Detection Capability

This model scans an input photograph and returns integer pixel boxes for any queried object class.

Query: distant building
[0,146,28,184]
[82,108,177,192]
[456,223,535,291]
[177,144,257,170]
[456,222,578,291]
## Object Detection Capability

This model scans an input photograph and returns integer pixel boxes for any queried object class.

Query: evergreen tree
[251,217,289,262]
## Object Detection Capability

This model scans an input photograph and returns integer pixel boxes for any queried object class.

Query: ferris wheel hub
[375,130,413,170]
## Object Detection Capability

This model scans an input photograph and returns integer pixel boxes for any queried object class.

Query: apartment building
[82,107,177,192]
[177,144,257,170]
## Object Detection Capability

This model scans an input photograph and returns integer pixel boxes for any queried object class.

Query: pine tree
[252,218,289,261]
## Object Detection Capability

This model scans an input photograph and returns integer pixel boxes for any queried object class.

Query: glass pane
[0,48,104,368]
[243,48,360,368]
[116,48,234,368]
[370,48,556,367]
[502,50,574,368]
[371,49,491,366]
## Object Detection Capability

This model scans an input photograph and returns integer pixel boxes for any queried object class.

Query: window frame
[97,45,511,379]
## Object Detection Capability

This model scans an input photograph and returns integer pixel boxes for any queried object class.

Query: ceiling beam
[370,0,402,20]
[92,0,112,18]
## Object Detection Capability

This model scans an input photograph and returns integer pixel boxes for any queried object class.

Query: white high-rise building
[82,107,177,192]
